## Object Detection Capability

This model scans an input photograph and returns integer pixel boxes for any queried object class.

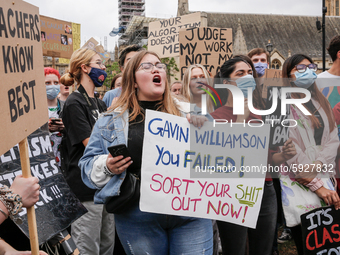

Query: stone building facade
[178,0,340,71]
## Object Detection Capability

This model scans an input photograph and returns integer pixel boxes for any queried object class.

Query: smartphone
[51,118,62,123]
[108,144,131,160]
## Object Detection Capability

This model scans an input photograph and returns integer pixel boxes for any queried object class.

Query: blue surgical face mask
[254,62,267,77]
[46,85,60,100]
[88,67,107,87]
[236,74,257,98]
[293,68,317,88]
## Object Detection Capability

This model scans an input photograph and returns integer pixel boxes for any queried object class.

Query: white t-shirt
[48,106,62,166]
[316,71,340,89]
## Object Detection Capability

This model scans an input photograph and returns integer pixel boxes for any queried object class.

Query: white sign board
[140,110,270,228]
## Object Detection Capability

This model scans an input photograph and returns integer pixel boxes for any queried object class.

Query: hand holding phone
[106,144,133,175]
[108,144,131,159]
[50,118,62,124]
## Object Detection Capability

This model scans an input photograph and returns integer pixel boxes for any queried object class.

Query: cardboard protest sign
[262,69,283,99]
[40,15,74,58]
[301,206,340,255]
[264,87,290,148]
[148,12,201,58]
[59,22,81,64]
[179,27,233,77]
[0,124,87,244]
[82,37,110,63]
[140,110,270,228]
[0,0,48,156]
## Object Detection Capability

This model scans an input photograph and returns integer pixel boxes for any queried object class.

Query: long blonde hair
[60,48,97,87]
[111,51,181,121]
[182,64,214,113]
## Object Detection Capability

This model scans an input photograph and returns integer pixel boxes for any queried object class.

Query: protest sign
[59,22,81,64]
[40,15,73,58]
[82,37,110,63]
[148,12,201,58]
[0,124,87,244]
[179,26,233,77]
[301,206,340,255]
[264,87,289,148]
[262,69,283,99]
[140,110,270,228]
[0,0,48,157]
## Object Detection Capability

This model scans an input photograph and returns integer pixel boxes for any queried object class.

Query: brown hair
[110,51,181,121]
[217,55,265,110]
[119,44,144,67]
[327,35,340,62]
[60,48,97,87]
[282,54,335,132]
[248,48,270,63]
[110,73,122,90]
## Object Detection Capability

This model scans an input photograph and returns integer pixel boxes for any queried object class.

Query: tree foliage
[103,62,121,89]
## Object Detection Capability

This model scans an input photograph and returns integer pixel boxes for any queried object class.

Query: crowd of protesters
[2,32,340,255]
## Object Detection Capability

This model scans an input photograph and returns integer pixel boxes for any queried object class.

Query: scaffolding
[119,16,160,47]
[118,0,145,28]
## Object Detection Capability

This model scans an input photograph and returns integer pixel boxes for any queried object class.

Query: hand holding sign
[10,175,40,208]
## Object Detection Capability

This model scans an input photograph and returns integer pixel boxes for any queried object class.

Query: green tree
[104,62,121,89]
[161,57,179,82]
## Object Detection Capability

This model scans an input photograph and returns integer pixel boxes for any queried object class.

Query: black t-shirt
[127,101,161,176]
[0,219,31,250]
[61,90,106,202]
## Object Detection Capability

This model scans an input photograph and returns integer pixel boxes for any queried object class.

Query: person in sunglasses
[281,54,340,255]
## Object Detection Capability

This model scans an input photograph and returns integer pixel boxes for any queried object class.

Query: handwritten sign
[148,12,201,58]
[301,206,340,255]
[0,125,87,244]
[0,0,48,156]
[40,15,74,58]
[179,27,233,77]
[262,69,283,99]
[82,37,110,63]
[140,110,270,228]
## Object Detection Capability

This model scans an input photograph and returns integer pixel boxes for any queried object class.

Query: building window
[271,59,281,70]
[337,0,339,16]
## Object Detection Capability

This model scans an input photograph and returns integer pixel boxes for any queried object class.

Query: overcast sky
[24,0,323,52]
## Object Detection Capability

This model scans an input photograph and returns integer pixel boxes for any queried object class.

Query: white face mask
[235,74,256,97]
[46,85,60,100]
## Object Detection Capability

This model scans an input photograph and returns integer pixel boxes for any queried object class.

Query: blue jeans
[217,181,277,255]
[115,203,213,255]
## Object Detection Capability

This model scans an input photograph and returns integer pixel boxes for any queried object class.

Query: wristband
[103,165,115,177]
[0,207,8,219]
[0,185,23,216]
